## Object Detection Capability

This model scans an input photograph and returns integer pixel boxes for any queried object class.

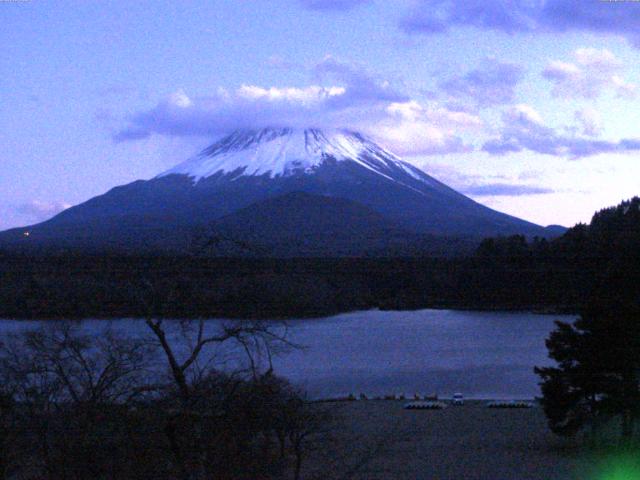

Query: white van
[452,393,464,405]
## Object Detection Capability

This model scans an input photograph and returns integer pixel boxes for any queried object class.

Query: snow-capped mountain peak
[158,127,427,185]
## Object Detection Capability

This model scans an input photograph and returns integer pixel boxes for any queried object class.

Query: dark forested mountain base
[1,197,638,320]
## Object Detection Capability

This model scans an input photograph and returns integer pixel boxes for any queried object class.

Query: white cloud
[386,100,482,127]
[574,107,603,137]
[461,183,554,196]
[168,89,192,108]
[483,103,640,158]
[507,104,545,127]
[542,48,636,99]
[115,59,479,157]
[236,84,346,104]
[299,0,371,11]
[408,163,552,197]
[114,85,352,141]
[312,56,408,106]
[370,100,480,155]
[611,75,637,99]
[115,58,406,141]
[400,1,640,48]
[439,57,525,106]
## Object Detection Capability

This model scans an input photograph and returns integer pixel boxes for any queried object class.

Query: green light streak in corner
[596,453,640,480]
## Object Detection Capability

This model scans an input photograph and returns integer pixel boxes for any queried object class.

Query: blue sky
[2,0,640,229]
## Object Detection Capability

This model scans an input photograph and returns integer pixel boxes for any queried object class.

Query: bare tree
[141,316,299,479]
[144,317,295,402]
[0,321,155,479]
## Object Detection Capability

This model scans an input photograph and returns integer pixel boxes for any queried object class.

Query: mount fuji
[0,128,558,255]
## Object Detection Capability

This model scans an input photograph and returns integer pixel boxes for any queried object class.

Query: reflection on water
[0,309,574,399]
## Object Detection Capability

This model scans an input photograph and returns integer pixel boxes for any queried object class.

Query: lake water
[0,309,575,400]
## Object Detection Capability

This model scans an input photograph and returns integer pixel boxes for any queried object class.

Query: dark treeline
[0,252,580,319]
[533,198,640,444]
[536,299,640,444]
[475,196,640,308]
[0,197,638,320]
[0,254,577,319]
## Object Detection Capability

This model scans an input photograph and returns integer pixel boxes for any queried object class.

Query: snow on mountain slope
[159,128,445,191]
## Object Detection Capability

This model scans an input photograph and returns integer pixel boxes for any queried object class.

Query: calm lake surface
[0,309,575,400]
